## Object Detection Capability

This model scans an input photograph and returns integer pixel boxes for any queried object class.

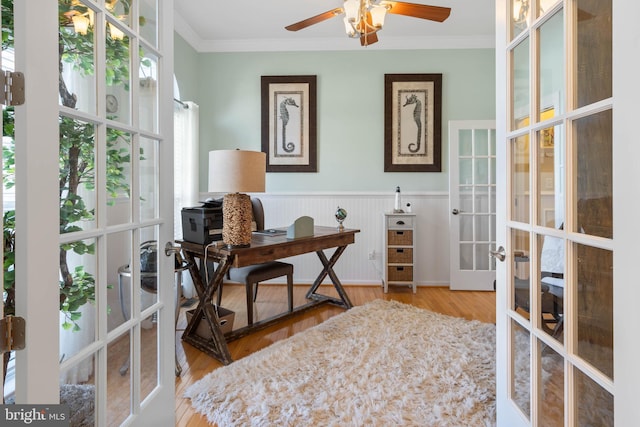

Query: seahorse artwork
[403,94,422,153]
[279,97,299,153]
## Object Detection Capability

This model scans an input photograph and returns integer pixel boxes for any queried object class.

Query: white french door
[4,1,175,424]
[495,0,640,425]
[7,0,61,406]
[448,120,497,291]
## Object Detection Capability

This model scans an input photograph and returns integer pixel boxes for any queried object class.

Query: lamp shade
[208,150,266,193]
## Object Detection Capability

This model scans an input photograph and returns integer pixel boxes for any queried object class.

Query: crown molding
[194,35,495,53]
[174,10,202,49]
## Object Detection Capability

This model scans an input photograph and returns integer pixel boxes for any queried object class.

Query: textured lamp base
[222,193,253,247]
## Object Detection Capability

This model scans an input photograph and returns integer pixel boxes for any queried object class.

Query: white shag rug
[5,384,95,427]
[185,299,496,426]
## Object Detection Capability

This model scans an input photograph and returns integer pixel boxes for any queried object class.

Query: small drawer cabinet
[383,213,417,293]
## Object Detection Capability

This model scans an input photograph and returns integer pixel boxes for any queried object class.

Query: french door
[495,0,639,425]
[448,120,497,291]
[3,1,175,425]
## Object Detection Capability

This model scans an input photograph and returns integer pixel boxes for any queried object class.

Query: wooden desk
[179,226,359,364]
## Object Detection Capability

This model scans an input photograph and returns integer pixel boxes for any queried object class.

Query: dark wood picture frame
[384,74,442,172]
[261,75,317,172]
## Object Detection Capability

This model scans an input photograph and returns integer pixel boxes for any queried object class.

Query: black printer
[181,199,223,245]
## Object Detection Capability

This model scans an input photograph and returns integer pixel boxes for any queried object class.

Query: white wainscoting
[201,191,452,288]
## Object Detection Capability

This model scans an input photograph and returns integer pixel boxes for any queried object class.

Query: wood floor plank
[174,284,495,426]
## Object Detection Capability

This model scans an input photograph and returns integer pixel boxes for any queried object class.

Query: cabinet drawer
[388,230,413,246]
[386,216,414,229]
[387,247,413,264]
[388,266,413,282]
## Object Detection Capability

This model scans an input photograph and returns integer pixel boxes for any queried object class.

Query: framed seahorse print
[384,74,442,172]
[261,75,317,172]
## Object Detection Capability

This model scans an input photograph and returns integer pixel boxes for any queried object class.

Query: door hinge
[0,315,26,353]
[1,70,25,106]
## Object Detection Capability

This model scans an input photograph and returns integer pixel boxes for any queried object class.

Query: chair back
[251,198,265,231]
[540,235,564,276]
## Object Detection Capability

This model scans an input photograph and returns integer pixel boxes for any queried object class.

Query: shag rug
[60,384,95,427]
[6,384,95,427]
[185,299,496,426]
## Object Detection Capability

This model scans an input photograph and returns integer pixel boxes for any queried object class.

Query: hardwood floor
[174,284,495,426]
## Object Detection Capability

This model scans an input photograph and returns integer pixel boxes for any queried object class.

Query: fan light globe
[343,0,360,22]
[344,17,357,37]
[370,4,388,28]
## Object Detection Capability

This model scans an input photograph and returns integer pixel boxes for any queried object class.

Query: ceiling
[174,0,496,52]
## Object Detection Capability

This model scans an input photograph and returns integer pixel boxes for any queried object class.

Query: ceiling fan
[285,0,452,46]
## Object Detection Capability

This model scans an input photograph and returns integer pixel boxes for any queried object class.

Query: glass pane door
[499,1,614,425]
[449,121,497,291]
[2,0,173,423]
[57,0,174,424]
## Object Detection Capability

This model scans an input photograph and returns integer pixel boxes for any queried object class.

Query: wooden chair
[216,198,294,325]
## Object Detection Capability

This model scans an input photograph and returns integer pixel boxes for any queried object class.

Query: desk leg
[305,245,353,309]
[181,251,234,365]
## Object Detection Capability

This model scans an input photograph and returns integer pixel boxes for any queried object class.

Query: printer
[181,199,223,245]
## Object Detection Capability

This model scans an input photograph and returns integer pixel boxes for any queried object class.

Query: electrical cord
[369,256,385,287]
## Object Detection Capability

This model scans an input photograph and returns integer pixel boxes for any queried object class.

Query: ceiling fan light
[343,17,357,37]
[108,22,125,40]
[343,0,361,23]
[513,2,521,20]
[370,5,387,28]
[513,0,529,22]
[72,14,90,35]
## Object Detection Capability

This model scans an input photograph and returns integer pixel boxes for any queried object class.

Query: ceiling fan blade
[285,8,343,31]
[384,1,451,22]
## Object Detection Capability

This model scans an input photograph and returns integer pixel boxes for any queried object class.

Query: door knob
[165,241,181,257]
[489,246,506,262]
[452,209,460,215]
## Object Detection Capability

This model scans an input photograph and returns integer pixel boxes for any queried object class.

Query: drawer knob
[396,220,405,225]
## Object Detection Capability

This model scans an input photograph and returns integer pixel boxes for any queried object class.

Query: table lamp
[208,149,266,248]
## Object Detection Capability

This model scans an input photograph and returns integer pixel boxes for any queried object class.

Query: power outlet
[368,250,376,260]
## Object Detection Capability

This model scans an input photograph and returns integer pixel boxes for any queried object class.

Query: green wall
[173,33,199,102]
[176,47,495,193]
